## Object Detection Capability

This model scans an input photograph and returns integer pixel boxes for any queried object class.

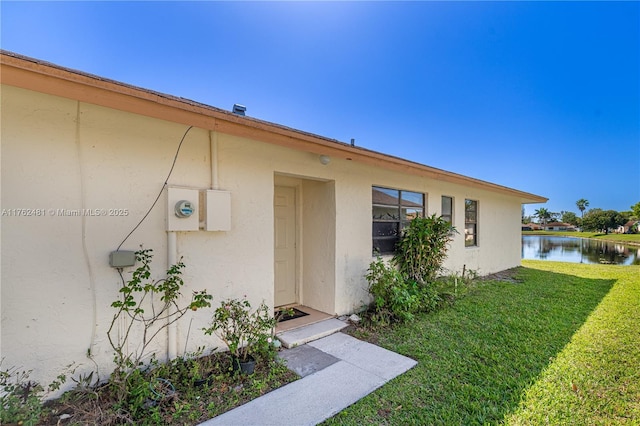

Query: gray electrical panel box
[109,250,136,268]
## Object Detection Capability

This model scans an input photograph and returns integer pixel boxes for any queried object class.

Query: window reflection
[372,186,425,254]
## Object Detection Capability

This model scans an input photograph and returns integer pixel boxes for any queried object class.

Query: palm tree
[534,207,552,226]
[576,199,589,222]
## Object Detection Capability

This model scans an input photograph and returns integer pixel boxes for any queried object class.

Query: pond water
[522,235,640,265]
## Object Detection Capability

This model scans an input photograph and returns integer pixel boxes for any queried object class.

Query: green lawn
[324,261,640,425]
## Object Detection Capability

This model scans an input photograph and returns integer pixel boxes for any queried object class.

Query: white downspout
[210,130,219,190]
[167,230,178,360]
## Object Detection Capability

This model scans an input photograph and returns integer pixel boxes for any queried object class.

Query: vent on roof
[232,104,246,116]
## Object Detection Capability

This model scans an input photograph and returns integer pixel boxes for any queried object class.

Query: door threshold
[275,305,333,334]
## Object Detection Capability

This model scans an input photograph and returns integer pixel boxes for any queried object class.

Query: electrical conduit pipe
[167,230,178,360]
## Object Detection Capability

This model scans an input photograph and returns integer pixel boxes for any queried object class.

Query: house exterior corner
[0,51,546,392]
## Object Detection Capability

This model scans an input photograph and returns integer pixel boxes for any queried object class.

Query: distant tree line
[522,200,640,234]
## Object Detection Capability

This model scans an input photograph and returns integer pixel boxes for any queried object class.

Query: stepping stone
[277,344,339,377]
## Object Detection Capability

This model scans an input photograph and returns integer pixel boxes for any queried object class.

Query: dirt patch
[37,352,297,426]
[480,267,523,284]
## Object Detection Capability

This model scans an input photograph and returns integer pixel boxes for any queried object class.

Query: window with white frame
[372,186,425,254]
[465,199,478,247]
[441,196,453,223]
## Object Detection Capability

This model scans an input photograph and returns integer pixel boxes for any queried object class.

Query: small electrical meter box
[167,187,199,231]
[174,200,194,218]
[205,190,231,231]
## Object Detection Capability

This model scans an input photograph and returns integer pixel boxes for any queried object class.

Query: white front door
[274,186,297,306]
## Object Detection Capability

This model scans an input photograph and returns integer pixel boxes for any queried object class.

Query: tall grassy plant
[393,214,456,284]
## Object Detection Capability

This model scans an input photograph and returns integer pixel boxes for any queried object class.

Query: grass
[504,262,640,425]
[324,261,640,425]
[523,230,640,246]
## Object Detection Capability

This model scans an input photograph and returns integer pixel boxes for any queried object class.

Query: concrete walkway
[199,330,417,426]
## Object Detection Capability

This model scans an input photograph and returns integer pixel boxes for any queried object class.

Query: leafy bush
[203,298,276,364]
[0,362,67,425]
[107,249,212,408]
[365,257,440,325]
[0,365,44,425]
[366,257,412,324]
[414,279,441,312]
[365,215,456,324]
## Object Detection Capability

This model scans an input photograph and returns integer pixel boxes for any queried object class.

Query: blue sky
[2,1,639,218]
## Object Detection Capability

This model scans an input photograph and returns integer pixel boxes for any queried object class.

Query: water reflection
[522,236,640,265]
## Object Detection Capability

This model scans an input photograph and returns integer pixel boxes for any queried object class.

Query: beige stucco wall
[301,179,336,314]
[1,84,524,392]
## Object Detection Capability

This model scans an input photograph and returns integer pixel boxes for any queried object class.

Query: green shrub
[0,365,44,425]
[365,214,455,325]
[414,279,440,312]
[107,249,212,406]
[203,298,276,364]
[0,362,69,426]
[365,257,440,325]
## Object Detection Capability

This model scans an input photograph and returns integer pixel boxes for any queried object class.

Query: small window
[373,186,425,254]
[465,199,478,247]
[441,196,453,223]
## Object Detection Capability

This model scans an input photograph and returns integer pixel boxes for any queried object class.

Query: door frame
[273,173,336,314]
[274,180,301,307]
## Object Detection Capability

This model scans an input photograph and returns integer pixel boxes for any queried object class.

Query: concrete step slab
[276,318,347,348]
